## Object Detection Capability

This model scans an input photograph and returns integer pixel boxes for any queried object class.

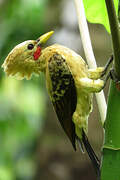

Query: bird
[2,31,111,176]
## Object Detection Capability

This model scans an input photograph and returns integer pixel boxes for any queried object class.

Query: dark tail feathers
[77,130,100,177]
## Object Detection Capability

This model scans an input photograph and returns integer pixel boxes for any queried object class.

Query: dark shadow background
[0,0,112,179]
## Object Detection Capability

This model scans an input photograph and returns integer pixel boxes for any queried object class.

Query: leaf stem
[105,0,120,77]
[74,0,107,124]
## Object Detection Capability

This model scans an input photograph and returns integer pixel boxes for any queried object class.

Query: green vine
[101,0,120,179]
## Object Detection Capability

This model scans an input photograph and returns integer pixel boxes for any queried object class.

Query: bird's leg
[88,67,104,80]
[88,55,113,80]
[77,77,104,93]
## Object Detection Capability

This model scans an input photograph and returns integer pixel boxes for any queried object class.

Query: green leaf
[83,0,118,32]
[101,82,120,179]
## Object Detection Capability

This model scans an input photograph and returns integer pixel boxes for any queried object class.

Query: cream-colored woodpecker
[2,31,111,175]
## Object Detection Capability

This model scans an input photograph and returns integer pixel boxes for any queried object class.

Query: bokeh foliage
[0,0,49,179]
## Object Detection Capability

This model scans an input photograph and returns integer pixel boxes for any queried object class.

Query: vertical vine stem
[101,0,120,179]
[105,0,120,77]
[74,0,107,124]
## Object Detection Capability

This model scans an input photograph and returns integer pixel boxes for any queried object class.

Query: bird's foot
[101,55,113,78]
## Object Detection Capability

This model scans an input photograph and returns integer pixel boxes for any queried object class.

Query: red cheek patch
[33,46,41,60]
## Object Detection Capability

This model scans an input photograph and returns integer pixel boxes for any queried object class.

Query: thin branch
[74,0,107,125]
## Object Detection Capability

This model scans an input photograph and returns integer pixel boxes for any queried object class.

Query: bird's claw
[109,68,120,83]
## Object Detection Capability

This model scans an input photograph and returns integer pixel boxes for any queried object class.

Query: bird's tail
[76,130,100,178]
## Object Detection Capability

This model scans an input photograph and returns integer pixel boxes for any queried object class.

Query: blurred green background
[0,0,112,179]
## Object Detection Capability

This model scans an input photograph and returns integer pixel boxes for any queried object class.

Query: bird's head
[2,31,54,80]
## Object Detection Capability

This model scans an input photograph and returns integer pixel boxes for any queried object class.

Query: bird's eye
[27,44,34,50]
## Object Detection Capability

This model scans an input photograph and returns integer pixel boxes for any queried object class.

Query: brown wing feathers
[48,53,77,150]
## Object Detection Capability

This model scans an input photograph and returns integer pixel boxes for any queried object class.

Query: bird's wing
[47,53,77,150]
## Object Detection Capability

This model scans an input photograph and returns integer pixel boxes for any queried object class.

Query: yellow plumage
[2,31,104,143]
[2,31,106,174]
